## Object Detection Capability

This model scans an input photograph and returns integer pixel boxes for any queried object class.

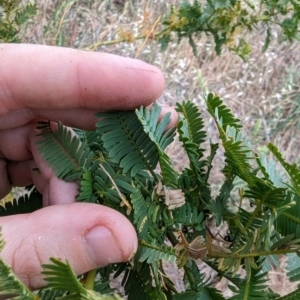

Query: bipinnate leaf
[268,143,300,196]
[228,267,274,300]
[42,258,121,299]
[139,242,177,264]
[36,121,93,181]
[96,111,159,177]
[176,100,207,179]
[136,103,177,185]
[206,93,242,132]
[173,287,226,300]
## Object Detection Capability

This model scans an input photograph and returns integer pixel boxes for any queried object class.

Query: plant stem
[183,265,196,290]
[210,248,299,259]
[166,232,197,290]
[84,269,97,290]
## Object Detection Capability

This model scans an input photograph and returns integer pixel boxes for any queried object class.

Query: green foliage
[8,93,295,299]
[228,266,278,299]
[0,0,37,42]
[41,258,122,300]
[36,121,94,181]
[158,0,300,59]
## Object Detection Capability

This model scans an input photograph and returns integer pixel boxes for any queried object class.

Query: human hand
[0,44,177,290]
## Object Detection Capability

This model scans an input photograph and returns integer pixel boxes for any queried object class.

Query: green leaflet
[173,288,226,300]
[243,183,287,208]
[96,111,159,177]
[38,289,65,300]
[228,266,278,300]
[285,252,300,282]
[131,191,151,239]
[206,93,242,132]
[221,127,255,186]
[277,288,300,300]
[176,100,206,154]
[275,193,300,238]
[77,167,97,202]
[122,261,155,300]
[176,100,207,183]
[36,121,93,181]
[136,103,177,185]
[205,93,255,186]
[172,202,204,230]
[42,258,86,294]
[139,242,177,264]
[42,258,121,300]
[268,143,300,196]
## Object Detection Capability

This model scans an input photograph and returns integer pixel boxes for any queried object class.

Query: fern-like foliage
[130,190,152,240]
[206,93,242,132]
[31,97,300,299]
[136,103,177,186]
[268,143,300,196]
[37,121,93,181]
[96,111,159,178]
[176,100,207,184]
[42,258,121,300]
[139,242,177,264]
[228,266,278,300]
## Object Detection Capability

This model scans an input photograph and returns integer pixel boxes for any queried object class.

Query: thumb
[0,203,137,290]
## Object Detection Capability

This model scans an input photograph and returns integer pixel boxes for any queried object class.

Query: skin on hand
[0,44,177,289]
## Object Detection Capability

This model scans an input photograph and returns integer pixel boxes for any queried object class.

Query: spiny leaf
[172,202,204,230]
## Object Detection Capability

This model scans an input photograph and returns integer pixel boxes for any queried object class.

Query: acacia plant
[1,95,300,299]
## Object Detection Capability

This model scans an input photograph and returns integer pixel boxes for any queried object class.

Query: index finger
[0,44,165,115]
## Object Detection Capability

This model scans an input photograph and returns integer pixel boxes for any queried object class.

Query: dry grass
[18,0,300,297]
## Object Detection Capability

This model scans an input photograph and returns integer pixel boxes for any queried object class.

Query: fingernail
[85,226,124,266]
